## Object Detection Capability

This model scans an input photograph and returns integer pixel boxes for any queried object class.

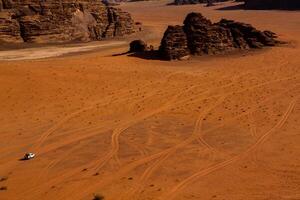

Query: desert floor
[0,1,300,200]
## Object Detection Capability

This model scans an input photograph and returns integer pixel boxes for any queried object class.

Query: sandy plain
[0,1,299,200]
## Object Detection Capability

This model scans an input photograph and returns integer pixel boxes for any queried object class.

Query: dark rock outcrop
[159,12,278,60]
[244,0,300,10]
[159,25,189,60]
[129,40,148,52]
[0,0,140,44]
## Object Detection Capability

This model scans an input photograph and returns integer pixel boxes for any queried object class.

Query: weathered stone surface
[159,25,189,60]
[0,0,139,44]
[184,12,235,55]
[159,12,278,60]
[0,11,23,43]
[217,19,277,48]
[244,0,300,10]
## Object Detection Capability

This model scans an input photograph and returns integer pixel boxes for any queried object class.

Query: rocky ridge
[0,0,140,44]
[159,12,278,60]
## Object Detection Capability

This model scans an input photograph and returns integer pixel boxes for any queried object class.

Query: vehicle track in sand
[72,90,298,200]
[92,72,252,173]
[32,88,145,152]
[20,71,198,198]
[77,78,299,200]
[45,82,232,200]
[159,96,298,200]
[25,87,199,200]
[22,74,299,200]
[120,94,228,200]
[119,79,300,200]
[92,84,202,172]
[33,75,298,200]
[25,85,165,188]
[31,70,196,154]
[20,82,169,198]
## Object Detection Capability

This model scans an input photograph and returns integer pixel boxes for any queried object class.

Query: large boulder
[0,0,140,44]
[129,40,148,52]
[159,12,278,60]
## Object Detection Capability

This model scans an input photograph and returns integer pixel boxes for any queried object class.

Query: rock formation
[244,0,300,10]
[0,0,140,44]
[129,40,148,52]
[159,26,189,60]
[159,12,278,60]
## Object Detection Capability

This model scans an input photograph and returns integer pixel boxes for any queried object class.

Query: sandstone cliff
[0,0,139,44]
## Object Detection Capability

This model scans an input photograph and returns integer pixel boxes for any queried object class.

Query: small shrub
[93,194,104,200]
[93,172,99,176]
[0,186,7,191]
[0,177,8,182]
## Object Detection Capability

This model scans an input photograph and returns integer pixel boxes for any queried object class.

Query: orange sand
[0,1,299,200]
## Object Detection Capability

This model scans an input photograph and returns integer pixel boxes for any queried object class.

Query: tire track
[65,76,299,200]
[23,75,299,199]
[159,97,298,200]
[31,70,195,153]
[32,84,154,152]
[119,83,299,200]
[71,87,297,200]
[92,84,201,172]
[121,94,227,200]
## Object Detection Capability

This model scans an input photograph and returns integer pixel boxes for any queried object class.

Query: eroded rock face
[244,0,300,10]
[183,12,235,55]
[159,12,278,60]
[0,0,139,44]
[159,25,189,60]
[0,11,23,43]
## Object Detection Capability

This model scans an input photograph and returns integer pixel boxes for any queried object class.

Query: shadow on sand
[112,50,164,61]
[216,3,300,11]
[215,4,245,11]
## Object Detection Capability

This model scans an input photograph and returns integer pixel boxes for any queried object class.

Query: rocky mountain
[0,0,140,44]
[159,12,278,60]
[244,0,300,10]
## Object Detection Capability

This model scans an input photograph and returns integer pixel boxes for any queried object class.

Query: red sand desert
[0,1,299,200]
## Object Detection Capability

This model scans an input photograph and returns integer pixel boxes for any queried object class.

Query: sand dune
[0,1,299,200]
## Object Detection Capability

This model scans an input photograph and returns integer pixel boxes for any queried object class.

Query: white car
[23,153,35,160]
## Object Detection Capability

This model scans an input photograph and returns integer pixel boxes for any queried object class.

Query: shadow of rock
[128,50,163,60]
[217,2,300,11]
[112,50,164,60]
[215,4,245,10]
